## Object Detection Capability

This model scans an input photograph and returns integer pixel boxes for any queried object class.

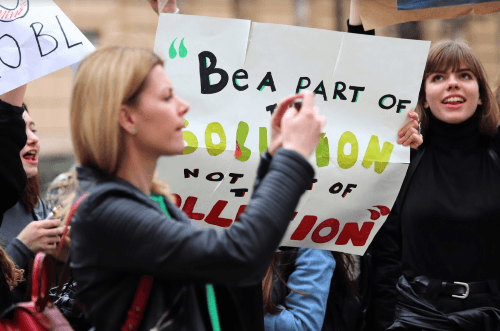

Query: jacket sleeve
[264,248,335,331]
[0,99,27,221]
[71,148,314,285]
[5,238,34,272]
[366,191,403,331]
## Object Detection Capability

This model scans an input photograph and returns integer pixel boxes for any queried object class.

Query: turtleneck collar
[426,109,481,150]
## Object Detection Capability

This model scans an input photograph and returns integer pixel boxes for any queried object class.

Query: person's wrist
[281,143,310,160]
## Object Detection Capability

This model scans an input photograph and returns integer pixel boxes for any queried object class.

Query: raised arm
[347,0,375,35]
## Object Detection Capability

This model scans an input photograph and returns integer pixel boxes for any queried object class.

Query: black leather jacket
[70,148,314,331]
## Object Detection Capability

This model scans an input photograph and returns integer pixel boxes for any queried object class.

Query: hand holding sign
[397,111,422,148]
[147,0,178,14]
[281,91,326,160]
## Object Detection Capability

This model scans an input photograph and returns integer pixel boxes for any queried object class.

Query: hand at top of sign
[397,110,423,149]
[271,91,326,160]
[147,0,178,14]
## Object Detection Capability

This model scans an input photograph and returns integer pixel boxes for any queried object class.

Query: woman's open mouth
[442,96,465,109]
[23,150,38,164]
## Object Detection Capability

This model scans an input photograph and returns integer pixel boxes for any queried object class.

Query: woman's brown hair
[0,246,24,290]
[416,40,499,137]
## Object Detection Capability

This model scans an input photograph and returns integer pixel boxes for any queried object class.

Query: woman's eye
[461,73,472,79]
[431,75,443,82]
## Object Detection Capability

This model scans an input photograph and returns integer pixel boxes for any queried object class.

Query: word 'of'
[184,169,358,198]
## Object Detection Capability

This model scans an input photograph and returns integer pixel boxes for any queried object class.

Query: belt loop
[424,279,442,301]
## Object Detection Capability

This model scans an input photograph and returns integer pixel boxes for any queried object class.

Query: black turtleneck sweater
[369,113,500,331]
[401,114,500,281]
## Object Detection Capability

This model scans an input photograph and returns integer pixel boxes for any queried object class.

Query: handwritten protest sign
[398,0,498,10]
[0,0,95,94]
[360,0,500,29]
[155,14,430,255]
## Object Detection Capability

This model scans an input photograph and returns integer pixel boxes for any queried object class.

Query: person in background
[0,102,66,303]
[372,40,500,330]
[0,85,28,312]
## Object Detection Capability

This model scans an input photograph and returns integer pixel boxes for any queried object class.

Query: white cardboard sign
[0,0,95,94]
[155,14,430,255]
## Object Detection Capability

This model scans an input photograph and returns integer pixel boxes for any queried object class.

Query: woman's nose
[27,130,39,145]
[178,97,190,115]
[446,75,460,91]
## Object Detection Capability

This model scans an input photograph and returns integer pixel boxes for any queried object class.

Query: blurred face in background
[20,111,40,178]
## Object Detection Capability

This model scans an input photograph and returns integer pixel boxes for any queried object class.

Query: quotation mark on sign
[169,37,187,59]
[368,205,390,220]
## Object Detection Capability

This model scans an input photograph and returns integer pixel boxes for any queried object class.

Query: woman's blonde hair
[416,40,499,137]
[67,46,175,209]
[71,46,164,173]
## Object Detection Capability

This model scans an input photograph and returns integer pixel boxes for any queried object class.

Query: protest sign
[155,14,430,255]
[398,0,498,10]
[359,0,500,29]
[0,0,95,94]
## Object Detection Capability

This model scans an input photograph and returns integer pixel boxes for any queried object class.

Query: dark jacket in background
[1,199,49,302]
[0,98,27,313]
[70,148,314,331]
[0,98,27,225]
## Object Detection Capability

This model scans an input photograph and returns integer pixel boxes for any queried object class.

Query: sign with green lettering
[155,14,430,255]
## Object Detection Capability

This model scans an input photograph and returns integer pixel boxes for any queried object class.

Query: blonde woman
[68,46,324,331]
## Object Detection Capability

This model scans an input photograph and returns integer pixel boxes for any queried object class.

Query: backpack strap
[121,276,154,331]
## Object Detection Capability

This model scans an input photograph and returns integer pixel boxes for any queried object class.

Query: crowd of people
[1,0,499,330]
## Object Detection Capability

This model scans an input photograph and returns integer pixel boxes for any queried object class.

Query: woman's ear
[478,97,483,105]
[423,100,429,108]
[119,105,137,135]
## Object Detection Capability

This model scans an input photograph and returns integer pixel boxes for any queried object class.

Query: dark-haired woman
[0,104,65,302]
[371,40,500,330]
[0,85,29,312]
